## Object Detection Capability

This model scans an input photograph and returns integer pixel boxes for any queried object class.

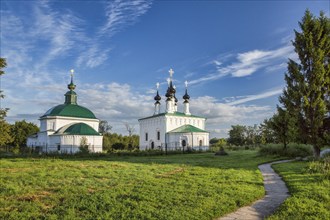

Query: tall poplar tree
[280,10,330,157]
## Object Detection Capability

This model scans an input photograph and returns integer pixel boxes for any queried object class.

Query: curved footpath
[219,159,295,220]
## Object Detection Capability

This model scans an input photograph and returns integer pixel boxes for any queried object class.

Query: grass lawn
[268,160,330,220]
[1,151,281,220]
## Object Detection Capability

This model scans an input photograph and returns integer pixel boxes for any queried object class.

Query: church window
[199,140,203,146]
[57,144,61,151]
[145,133,148,141]
[157,131,160,140]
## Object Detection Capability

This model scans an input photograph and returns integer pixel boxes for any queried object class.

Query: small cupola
[183,81,191,115]
[64,69,77,105]
[154,82,161,115]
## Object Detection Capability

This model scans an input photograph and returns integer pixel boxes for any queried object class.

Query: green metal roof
[139,112,205,121]
[168,124,209,133]
[42,104,96,119]
[54,123,100,135]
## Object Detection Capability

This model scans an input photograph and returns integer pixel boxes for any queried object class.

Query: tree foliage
[0,57,9,120]
[102,133,139,152]
[268,107,297,149]
[227,125,263,147]
[279,10,330,157]
[0,120,13,147]
[99,120,112,134]
[10,120,39,148]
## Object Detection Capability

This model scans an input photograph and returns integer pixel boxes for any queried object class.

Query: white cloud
[189,45,294,85]
[76,0,152,68]
[225,88,283,106]
[100,0,152,36]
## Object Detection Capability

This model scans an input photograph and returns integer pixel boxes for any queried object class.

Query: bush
[259,143,313,158]
[214,147,228,156]
[305,157,330,180]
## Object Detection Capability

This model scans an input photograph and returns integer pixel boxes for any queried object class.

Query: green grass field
[268,160,330,220]
[1,151,281,220]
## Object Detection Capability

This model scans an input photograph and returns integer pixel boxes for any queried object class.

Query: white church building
[139,69,209,151]
[27,71,103,153]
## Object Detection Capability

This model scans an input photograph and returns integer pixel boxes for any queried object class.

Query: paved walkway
[219,159,295,220]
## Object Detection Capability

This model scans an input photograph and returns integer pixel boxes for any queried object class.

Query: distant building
[138,69,209,151]
[27,71,102,153]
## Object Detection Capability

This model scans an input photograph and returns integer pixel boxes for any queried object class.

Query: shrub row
[258,143,313,158]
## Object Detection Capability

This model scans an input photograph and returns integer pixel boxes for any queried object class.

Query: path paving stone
[219,159,295,220]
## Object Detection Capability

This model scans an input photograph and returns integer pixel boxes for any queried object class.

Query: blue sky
[1,0,329,137]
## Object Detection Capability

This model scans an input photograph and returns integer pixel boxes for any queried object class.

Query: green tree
[99,120,112,134]
[0,120,13,148]
[209,137,219,145]
[245,124,259,146]
[10,120,39,148]
[227,125,246,146]
[259,119,277,144]
[0,58,13,149]
[270,107,297,149]
[0,58,9,120]
[280,10,330,157]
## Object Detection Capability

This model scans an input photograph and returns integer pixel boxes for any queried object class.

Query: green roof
[42,104,96,119]
[139,112,205,121]
[168,124,208,133]
[54,123,100,135]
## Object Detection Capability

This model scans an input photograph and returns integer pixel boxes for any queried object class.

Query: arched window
[151,142,154,149]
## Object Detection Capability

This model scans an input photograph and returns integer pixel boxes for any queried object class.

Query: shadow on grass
[1,150,286,171]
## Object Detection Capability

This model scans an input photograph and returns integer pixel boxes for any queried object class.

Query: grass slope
[268,161,330,220]
[1,151,279,220]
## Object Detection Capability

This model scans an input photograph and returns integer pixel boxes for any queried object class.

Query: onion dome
[169,81,176,94]
[68,70,76,91]
[183,89,190,100]
[154,90,161,101]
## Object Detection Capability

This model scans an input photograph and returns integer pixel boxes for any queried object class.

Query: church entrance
[181,140,186,147]
[151,141,154,149]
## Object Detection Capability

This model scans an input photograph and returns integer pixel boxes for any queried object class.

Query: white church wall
[27,131,54,149]
[139,116,166,150]
[165,116,206,132]
[46,135,103,153]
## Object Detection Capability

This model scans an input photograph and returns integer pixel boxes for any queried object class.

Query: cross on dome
[68,69,76,91]
[185,80,188,88]
[156,82,160,89]
[169,68,174,78]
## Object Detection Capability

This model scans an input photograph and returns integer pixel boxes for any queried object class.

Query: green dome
[42,104,96,119]
[55,123,100,135]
